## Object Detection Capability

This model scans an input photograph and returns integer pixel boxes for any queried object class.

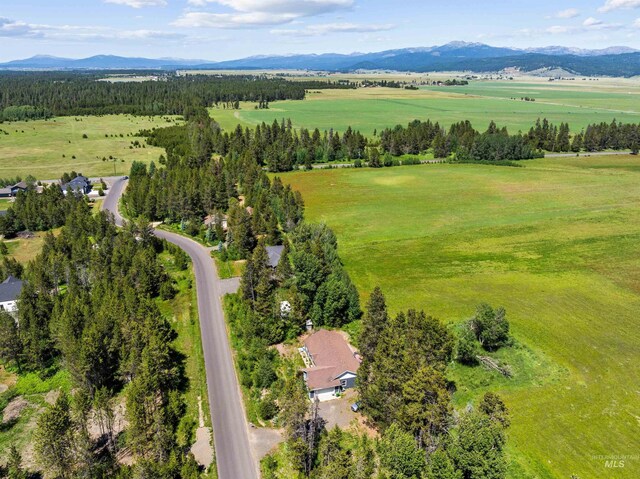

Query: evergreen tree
[378,423,426,479]
[34,392,75,479]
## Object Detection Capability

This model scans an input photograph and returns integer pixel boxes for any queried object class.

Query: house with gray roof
[62,175,92,195]
[0,275,23,313]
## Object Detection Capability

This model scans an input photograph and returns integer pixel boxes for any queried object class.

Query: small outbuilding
[266,245,284,269]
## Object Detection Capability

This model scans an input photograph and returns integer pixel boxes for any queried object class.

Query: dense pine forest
[0,202,201,478]
[0,72,354,117]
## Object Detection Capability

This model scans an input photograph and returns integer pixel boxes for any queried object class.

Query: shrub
[258,396,279,421]
[457,322,480,364]
[159,281,177,300]
[471,303,510,351]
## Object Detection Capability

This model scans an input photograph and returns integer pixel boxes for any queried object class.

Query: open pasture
[211,78,640,136]
[0,114,181,180]
[282,155,640,478]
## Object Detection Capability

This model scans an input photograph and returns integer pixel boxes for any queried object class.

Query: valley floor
[282,155,640,478]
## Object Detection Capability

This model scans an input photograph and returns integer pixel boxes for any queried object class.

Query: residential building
[62,175,92,195]
[0,275,23,313]
[300,329,361,401]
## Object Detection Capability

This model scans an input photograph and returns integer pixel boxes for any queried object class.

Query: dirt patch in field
[3,397,29,423]
[44,389,60,405]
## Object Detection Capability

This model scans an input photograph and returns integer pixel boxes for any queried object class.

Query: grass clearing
[3,230,54,264]
[157,251,216,476]
[0,114,181,180]
[210,79,640,136]
[282,156,640,478]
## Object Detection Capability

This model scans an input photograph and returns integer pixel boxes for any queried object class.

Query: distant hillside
[2,42,639,76]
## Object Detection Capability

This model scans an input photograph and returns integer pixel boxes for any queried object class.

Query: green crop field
[0,114,181,180]
[282,156,640,478]
[210,79,640,136]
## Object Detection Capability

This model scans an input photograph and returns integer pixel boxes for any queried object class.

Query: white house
[300,329,361,401]
[0,275,23,313]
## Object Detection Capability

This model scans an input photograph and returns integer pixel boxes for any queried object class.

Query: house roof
[12,181,27,190]
[303,330,360,391]
[0,187,12,196]
[266,245,284,268]
[0,275,23,303]
[63,175,90,191]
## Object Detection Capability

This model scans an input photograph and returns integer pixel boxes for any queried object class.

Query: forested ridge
[0,72,354,117]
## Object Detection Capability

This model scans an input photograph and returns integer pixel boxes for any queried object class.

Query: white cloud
[556,8,580,19]
[104,0,167,7]
[0,17,183,42]
[599,0,640,13]
[582,17,623,29]
[633,17,640,27]
[173,12,298,28]
[271,22,394,36]
[176,0,354,28]
[583,17,603,26]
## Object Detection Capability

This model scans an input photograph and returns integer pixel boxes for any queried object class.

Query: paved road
[103,177,259,479]
[545,150,632,158]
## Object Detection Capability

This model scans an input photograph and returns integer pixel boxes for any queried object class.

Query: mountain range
[1,42,639,76]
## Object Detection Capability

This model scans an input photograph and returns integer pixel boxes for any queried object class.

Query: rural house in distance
[0,275,23,313]
[300,329,361,401]
[62,175,92,195]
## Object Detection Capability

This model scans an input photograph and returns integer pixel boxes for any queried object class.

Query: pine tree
[359,287,388,363]
[34,392,75,479]
[0,311,23,372]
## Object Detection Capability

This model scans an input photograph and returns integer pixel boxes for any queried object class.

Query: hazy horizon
[2,1,640,62]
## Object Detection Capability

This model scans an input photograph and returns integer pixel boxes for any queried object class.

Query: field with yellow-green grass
[282,155,640,478]
[0,114,181,180]
[210,78,640,136]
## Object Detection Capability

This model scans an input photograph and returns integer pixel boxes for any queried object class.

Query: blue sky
[2,0,640,61]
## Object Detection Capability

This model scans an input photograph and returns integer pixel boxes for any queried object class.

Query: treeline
[381,118,640,160]
[380,119,543,161]
[139,109,367,173]
[0,105,52,122]
[0,72,352,117]
[0,205,201,478]
[0,184,89,238]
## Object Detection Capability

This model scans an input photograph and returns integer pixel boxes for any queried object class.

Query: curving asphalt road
[103,177,258,479]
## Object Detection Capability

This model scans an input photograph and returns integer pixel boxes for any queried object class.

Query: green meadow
[211,79,640,136]
[282,156,640,478]
[0,114,181,180]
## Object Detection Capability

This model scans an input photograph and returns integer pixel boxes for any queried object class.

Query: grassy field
[0,114,181,180]
[282,156,640,479]
[210,79,640,136]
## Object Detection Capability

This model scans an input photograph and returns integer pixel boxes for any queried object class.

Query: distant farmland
[0,114,181,180]
[283,156,640,479]
[211,78,640,135]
